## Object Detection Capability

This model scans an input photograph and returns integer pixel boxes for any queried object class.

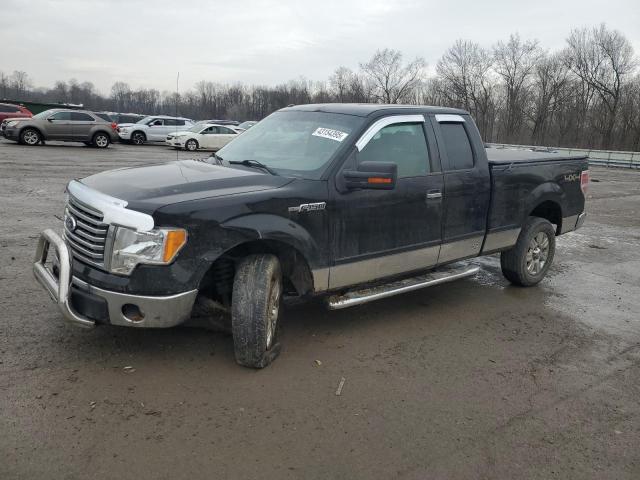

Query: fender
[524,182,565,219]
[220,213,324,268]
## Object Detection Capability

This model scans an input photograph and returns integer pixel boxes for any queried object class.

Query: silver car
[2,109,118,148]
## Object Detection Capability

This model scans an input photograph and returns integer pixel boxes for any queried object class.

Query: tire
[185,138,198,151]
[92,132,110,149]
[231,254,283,368]
[20,128,41,146]
[131,131,146,145]
[501,216,556,287]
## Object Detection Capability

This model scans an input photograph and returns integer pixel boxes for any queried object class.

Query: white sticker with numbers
[312,127,349,142]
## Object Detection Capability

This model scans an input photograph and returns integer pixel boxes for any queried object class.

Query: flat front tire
[501,216,556,287]
[231,254,282,368]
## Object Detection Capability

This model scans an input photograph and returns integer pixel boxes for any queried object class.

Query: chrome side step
[326,263,480,310]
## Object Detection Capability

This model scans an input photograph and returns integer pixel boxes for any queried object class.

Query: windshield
[136,116,153,124]
[216,111,363,179]
[33,110,55,120]
[188,124,206,133]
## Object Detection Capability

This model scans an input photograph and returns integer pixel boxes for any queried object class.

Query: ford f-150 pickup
[33,104,589,368]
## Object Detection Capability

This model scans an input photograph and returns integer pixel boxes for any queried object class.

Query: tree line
[1,23,638,151]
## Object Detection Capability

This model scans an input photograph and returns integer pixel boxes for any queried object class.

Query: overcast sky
[1,0,639,94]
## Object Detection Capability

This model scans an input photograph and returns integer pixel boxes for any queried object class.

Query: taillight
[580,170,589,196]
[111,122,118,131]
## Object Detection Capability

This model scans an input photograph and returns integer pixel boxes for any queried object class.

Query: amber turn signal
[367,177,392,184]
[163,229,187,263]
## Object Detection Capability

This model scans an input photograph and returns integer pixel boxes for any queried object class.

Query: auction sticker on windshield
[312,127,349,142]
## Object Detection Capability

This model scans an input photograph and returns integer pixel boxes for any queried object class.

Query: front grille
[63,196,110,270]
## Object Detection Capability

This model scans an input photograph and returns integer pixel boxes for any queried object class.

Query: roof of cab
[281,103,468,117]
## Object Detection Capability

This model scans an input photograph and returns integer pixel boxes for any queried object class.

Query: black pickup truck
[34,104,589,368]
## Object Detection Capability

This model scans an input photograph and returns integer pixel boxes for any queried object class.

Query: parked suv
[0,102,32,123]
[117,115,194,145]
[2,109,118,148]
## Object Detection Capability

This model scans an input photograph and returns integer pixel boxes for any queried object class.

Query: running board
[326,263,480,310]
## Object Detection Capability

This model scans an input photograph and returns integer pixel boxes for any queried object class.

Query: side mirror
[342,161,397,190]
[47,118,54,122]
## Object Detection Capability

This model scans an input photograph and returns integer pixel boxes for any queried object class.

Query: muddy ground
[1,140,639,479]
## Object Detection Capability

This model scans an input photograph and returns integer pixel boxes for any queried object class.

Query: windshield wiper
[228,159,278,176]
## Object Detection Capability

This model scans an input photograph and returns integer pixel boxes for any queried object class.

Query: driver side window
[148,119,163,126]
[358,123,430,178]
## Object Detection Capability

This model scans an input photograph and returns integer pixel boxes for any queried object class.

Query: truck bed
[486,147,588,164]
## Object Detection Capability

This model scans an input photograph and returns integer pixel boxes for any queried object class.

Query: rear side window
[174,119,185,126]
[440,123,474,170]
[164,119,178,126]
[71,112,94,121]
[94,113,112,122]
[358,123,430,178]
[219,126,235,134]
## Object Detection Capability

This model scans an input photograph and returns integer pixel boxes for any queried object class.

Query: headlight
[110,227,187,275]
[7,120,19,127]
[119,128,128,133]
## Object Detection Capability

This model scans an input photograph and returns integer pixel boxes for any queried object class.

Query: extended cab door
[328,115,444,289]
[430,114,490,263]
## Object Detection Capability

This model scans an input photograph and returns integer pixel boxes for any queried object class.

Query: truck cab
[34,104,588,368]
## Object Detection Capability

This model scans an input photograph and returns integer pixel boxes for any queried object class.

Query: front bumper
[117,130,132,140]
[33,229,198,328]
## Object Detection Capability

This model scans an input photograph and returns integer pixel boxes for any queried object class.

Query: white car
[117,115,194,145]
[165,123,244,151]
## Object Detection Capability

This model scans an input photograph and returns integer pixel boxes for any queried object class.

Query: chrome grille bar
[64,194,110,270]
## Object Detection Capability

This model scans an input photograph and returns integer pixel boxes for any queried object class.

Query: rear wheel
[92,132,110,148]
[231,254,282,368]
[185,139,198,151]
[131,131,146,145]
[20,128,41,146]
[501,216,556,286]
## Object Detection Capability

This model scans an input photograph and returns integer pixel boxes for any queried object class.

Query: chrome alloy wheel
[23,130,40,145]
[526,232,550,275]
[265,279,280,349]
[94,134,109,147]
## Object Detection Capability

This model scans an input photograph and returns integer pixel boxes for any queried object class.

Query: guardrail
[487,143,640,169]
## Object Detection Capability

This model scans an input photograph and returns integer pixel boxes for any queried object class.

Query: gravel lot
[1,139,639,479]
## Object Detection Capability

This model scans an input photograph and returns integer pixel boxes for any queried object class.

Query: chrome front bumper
[33,229,198,329]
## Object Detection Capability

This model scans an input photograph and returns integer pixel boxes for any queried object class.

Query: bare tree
[10,71,32,99]
[493,34,541,142]
[360,49,426,104]
[436,39,497,139]
[565,24,636,148]
[529,52,572,145]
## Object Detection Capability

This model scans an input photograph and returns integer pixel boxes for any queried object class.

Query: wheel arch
[526,182,565,235]
[19,125,46,141]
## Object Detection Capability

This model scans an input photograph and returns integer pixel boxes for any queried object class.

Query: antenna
[176,71,179,161]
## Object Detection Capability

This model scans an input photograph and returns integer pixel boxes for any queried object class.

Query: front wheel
[231,254,282,368]
[92,132,110,148]
[185,138,198,151]
[131,131,146,145]
[20,128,41,146]
[501,216,556,287]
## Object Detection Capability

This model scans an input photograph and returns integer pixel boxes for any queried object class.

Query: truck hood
[80,160,292,213]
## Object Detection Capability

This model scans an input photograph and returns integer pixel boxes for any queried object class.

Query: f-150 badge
[288,202,326,213]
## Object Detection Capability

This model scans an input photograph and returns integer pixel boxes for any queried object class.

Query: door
[146,118,165,141]
[199,126,218,149]
[70,112,96,141]
[329,115,444,289]
[216,126,238,149]
[45,111,73,139]
[430,114,490,263]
